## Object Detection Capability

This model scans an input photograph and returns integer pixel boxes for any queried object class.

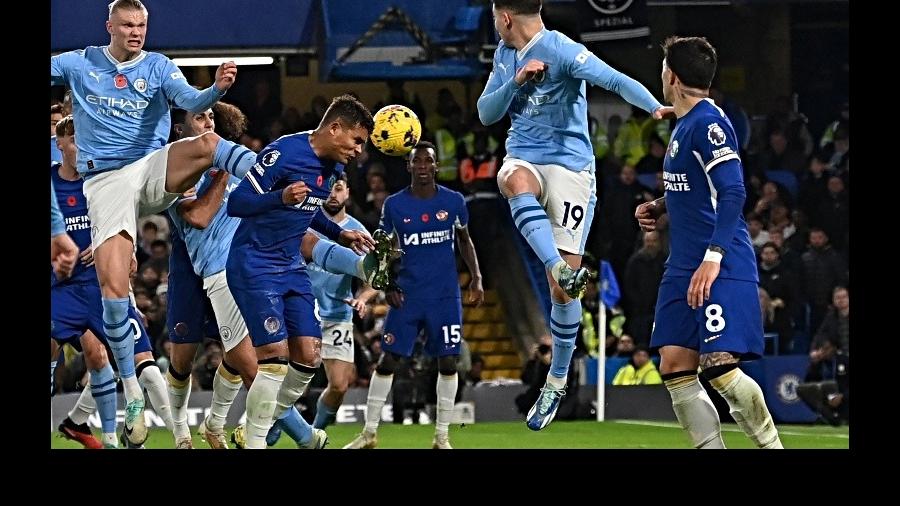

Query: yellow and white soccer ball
[370,104,422,156]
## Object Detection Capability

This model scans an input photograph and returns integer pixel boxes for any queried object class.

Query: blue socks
[313,238,362,279]
[102,297,136,380]
[90,364,118,434]
[549,298,581,379]
[508,193,562,269]
[272,406,313,446]
[313,395,338,429]
[213,138,257,179]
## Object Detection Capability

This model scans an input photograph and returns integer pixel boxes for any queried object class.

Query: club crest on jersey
[262,150,280,166]
[326,174,337,190]
[383,333,395,345]
[264,317,281,335]
[219,326,232,340]
[436,210,449,221]
[421,213,430,223]
[669,140,679,158]
[114,74,128,89]
[707,123,726,146]
[134,78,147,92]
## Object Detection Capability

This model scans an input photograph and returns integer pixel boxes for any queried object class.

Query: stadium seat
[764,170,798,199]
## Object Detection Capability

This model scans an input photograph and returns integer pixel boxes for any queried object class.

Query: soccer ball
[370,104,422,156]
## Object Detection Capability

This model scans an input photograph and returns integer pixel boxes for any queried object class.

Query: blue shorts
[229,271,321,347]
[51,282,152,354]
[651,276,763,359]
[383,297,462,358]
[166,268,219,345]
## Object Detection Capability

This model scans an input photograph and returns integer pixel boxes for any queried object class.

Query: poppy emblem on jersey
[114,74,128,89]
[707,123,727,146]
[66,196,77,207]
[264,317,281,334]
[134,78,147,93]
[383,333,395,345]
[421,213,430,223]
[669,140,679,158]
[262,150,280,166]
[317,175,324,187]
[436,210,448,221]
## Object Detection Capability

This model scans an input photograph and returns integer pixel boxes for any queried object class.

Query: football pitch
[51,420,849,449]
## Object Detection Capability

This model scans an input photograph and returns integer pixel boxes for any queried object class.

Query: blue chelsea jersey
[380,186,468,299]
[663,99,757,282]
[228,132,344,278]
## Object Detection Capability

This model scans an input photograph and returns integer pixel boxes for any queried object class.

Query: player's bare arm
[456,226,484,307]
[177,169,229,229]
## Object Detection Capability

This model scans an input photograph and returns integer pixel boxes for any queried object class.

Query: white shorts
[320,320,355,363]
[83,144,179,249]
[501,158,597,255]
[203,271,249,352]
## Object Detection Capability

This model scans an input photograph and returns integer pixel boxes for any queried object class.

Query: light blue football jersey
[478,29,662,171]
[308,215,367,322]
[51,46,225,176]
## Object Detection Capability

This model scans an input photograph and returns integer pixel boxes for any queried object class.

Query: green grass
[51,420,849,449]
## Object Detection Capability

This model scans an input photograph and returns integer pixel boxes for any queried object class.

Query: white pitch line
[610,419,849,439]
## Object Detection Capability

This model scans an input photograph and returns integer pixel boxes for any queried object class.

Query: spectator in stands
[466,353,484,387]
[623,231,665,347]
[816,176,849,254]
[797,337,848,425]
[814,286,849,355]
[635,133,666,175]
[753,181,792,223]
[611,346,662,385]
[192,341,224,391]
[594,165,652,282]
[767,202,795,240]
[746,213,770,252]
[802,228,848,333]
[758,287,793,355]
[613,334,636,358]
[149,239,169,262]
[798,152,831,224]
[753,128,806,176]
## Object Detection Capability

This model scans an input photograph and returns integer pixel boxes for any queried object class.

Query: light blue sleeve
[477,48,520,125]
[161,59,226,113]
[50,179,65,237]
[51,50,83,86]
[562,43,662,115]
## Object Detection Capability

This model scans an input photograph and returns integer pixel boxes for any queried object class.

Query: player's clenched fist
[282,180,310,205]
[215,61,237,91]
[515,59,547,86]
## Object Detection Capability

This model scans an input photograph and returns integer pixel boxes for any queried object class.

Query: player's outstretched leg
[663,371,726,449]
[307,229,399,290]
[704,362,783,449]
